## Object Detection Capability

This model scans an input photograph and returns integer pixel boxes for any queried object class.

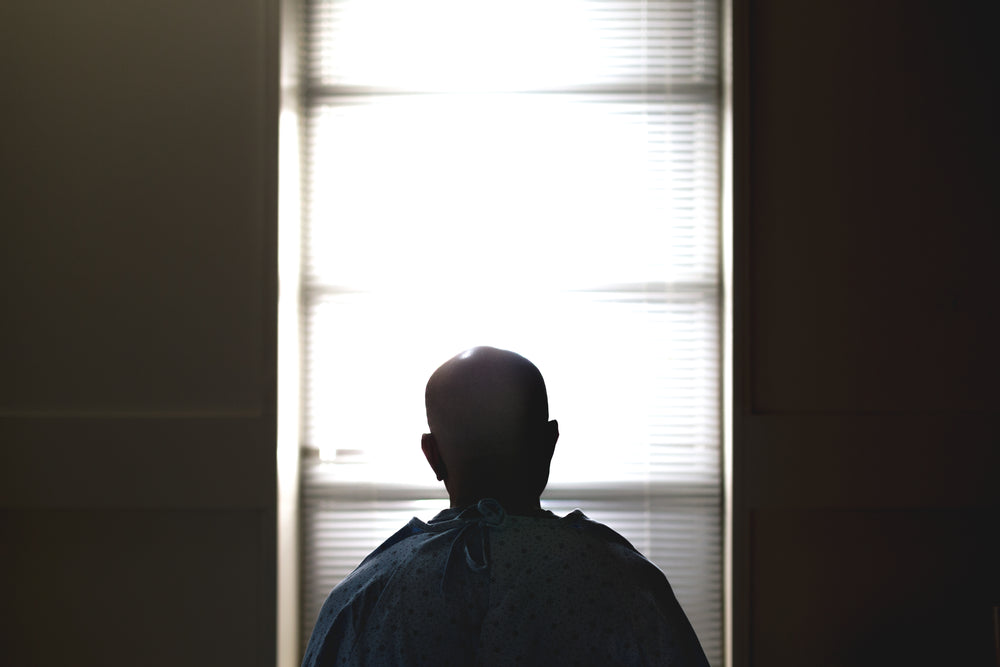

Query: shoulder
[493,509,674,601]
[481,511,710,665]
[555,510,667,580]
[354,518,427,568]
[558,509,643,551]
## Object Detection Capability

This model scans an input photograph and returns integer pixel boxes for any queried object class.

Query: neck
[443,462,548,516]
[449,493,542,516]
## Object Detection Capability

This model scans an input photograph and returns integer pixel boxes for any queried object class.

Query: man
[302,346,710,666]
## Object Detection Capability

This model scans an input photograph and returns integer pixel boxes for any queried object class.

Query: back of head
[424,346,555,505]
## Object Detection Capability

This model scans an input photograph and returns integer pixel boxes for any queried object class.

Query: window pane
[305,94,718,290]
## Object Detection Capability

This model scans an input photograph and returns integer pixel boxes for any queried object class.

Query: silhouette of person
[301,346,710,666]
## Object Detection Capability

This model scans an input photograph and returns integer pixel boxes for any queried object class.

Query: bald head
[423,347,558,510]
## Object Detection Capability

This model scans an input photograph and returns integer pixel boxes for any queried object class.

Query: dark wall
[0,2,279,665]
[734,1,1000,666]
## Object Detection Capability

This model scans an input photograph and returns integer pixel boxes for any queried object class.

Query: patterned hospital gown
[301,498,709,666]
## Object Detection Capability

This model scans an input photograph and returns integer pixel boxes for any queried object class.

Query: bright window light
[303,1,720,487]
[316,0,618,91]
[298,0,723,661]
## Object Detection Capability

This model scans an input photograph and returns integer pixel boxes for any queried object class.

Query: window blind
[298,0,722,664]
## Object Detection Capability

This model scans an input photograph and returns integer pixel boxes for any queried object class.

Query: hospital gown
[301,498,709,666]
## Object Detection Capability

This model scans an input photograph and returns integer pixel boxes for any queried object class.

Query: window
[295,0,722,663]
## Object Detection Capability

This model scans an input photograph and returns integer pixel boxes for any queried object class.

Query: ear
[529,420,559,466]
[421,433,447,481]
[545,419,559,453]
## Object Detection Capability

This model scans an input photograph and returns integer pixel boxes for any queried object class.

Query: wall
[0,2,279,665]
[733,1,1000,665]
